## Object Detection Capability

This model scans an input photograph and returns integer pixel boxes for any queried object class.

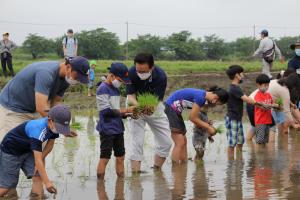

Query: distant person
[0,105,72,198]
[253,30,284,78]
[96,63,134,179]
[88,60,96,97]
[164,86,228,163]
[62,29,78,58]
[126,53,172,172]
[288,41,300,71]
[0,32,17,78]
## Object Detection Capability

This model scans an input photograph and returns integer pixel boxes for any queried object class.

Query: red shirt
[254,91,273,125]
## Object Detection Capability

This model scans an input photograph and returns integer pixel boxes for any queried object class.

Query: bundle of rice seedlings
[134,93,159,116]
[71,122,83,131]
[276,98,283,106]
[215,125,224,134]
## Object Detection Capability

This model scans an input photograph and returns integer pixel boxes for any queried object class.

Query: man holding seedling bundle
[126,53,172,172]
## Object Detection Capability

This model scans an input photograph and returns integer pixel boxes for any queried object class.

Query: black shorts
[164,103,187,135]
[100,133,125,159]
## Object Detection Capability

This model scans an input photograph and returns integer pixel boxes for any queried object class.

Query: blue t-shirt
[126,66,167,101]
[0,61,69,113]
[89,68,95,82]
[0,118,59,156]
[165,88,207,113]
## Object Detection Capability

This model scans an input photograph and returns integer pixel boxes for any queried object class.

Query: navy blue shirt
[126,65,167,101]
[1,118,59,156]
[288,55,300,70]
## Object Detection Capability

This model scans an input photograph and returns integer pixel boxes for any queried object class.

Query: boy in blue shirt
[96,63,134,179]
[88,60,96,97]
[0,104,72,197]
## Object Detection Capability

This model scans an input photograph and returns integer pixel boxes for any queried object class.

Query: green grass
[10,57,287,76]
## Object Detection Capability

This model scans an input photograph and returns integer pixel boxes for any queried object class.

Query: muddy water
[10,113,300,200]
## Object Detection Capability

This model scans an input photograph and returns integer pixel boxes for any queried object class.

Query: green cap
[89,60,97,66]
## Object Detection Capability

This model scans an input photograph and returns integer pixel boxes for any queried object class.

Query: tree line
[21,27,300,60]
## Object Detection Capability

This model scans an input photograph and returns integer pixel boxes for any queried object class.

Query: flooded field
[6,112,300,200]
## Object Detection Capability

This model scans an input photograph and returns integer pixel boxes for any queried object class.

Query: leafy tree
[76,28,121,59]
[127,34,165,59]
[22,34,54,59]
[276,36,300,60]
[202,34,227,60]
[167,31,205,60]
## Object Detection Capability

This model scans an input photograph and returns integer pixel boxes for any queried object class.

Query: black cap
[290,41,300,50]
[108,62,131,84]
[67,29,73,33]
[69,56,90,83]
[48,104,71,135]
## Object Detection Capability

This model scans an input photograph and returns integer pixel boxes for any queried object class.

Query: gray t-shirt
[0,61,69,113]
[62,37,77,57]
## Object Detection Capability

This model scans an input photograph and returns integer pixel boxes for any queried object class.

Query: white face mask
[112,79,122,88]
[65,76,79,85]
[259,86,268,93]
[137,72,151,80]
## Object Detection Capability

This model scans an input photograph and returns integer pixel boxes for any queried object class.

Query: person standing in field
[288,41,300,71]
[62,29,78,59]
[253,30,284,79]
[126,53,172,172]
[0,32,17,78]
[96,62,134,179]
[88,60,96,97]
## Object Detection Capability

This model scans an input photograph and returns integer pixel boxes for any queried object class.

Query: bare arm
[74,44,78,56]
[241,95,256,105]
[34,150,50,184]
[189,104,216,135]
[42,139,55,161]
[35,92,50,117]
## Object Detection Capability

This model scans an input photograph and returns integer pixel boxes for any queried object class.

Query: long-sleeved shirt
[0,39,17,54]
[96,82,124,135]
[253,37,282,59]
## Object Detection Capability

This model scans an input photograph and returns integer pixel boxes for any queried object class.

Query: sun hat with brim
[2,32,9,36]
[290,41,300,50]
[48,104,71,135]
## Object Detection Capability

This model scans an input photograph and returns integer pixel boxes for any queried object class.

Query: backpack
[64,37,77,47]
[262,41,275,64]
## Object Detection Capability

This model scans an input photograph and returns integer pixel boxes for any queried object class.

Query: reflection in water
[11,115,300,199]
[171,164,187,199]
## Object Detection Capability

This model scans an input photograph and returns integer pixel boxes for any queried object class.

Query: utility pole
[126,21,129,60]
[253,24,256,53]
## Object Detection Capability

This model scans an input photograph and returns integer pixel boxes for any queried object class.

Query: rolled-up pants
[262,59,273,78]
[128,103,172,161]
[0,105,40,142]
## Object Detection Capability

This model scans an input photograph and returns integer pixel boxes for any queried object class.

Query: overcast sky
[1,0,299,45]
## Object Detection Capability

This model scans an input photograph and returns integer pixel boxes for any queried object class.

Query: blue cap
[49,104,71,135]
[108,62,131,84]
[69,56,90,84]
[260,29,268,35]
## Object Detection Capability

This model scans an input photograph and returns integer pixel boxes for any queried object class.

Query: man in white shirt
[253,30,284,78]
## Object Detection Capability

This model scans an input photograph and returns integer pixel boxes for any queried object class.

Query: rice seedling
[215,125,224,134]
[276,98,283,106]
[132,93,159,117]
[71,122,83,131]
